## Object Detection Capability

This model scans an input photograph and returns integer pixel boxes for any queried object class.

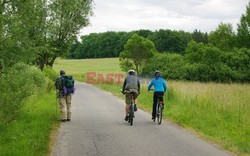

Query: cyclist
[148,70,167,120]
[122,69,140,121]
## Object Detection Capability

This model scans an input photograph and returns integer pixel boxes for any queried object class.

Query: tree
[0,0,43,72]
[0,0,93,71]
[36,0,93,69]
[192,29,208,43]
[209,23,236,51]
[148,29,190,53]
[119,34,156,73]
[237,2,250,48]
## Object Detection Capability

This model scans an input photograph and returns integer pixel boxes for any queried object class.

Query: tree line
[68,29,208,59]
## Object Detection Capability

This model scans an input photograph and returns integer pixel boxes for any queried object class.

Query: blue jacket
[148,77,167,92]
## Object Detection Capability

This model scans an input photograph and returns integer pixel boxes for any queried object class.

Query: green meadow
[54,58,250,155]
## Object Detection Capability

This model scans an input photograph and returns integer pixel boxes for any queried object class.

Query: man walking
[55,70,75,122]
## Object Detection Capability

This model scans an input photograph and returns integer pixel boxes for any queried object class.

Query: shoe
[151,116,155,120]
[67,119,71,121]
[61,119,66,122]
[134,105,137,111]
[124,116,129,121]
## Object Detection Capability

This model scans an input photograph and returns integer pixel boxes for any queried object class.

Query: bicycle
[121,89,135,126]
[150,90,164,125]
[155,94,164,124]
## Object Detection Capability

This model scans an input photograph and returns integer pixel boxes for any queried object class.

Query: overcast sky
[80,0,249,35]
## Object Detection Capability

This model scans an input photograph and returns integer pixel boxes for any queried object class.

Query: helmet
[60,70,66,76]
[154,70,161,78]
[128,69,135,75]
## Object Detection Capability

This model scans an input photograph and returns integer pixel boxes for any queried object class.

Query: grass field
[54,58,250,155]
[0,90,59,156]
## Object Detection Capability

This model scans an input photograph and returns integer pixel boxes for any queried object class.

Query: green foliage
[209,23,236,51]
[119,34,156,73]
[148,29,192,53]
[222,48,250,82]
[0,0,93,71]
[237,2,250,49]
[69,29,196,59]
[0,90,58,156]
[192,29,208,43]
[185,41,250,82]
[185,63,233,82]
[0,63,45,127]
[142,53,186,80]
[72,32,132,59]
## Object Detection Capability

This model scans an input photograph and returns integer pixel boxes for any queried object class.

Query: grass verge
[0,90,59,156]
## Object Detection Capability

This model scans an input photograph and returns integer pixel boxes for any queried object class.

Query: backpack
[63,76,75,94]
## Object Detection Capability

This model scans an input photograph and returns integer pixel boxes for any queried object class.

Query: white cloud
[80,0,249,36]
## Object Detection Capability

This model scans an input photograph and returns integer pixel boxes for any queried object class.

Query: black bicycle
[121,90,135,126]
[150,90,164,125]
[154,94,164,125]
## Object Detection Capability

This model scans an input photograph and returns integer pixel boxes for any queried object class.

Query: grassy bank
[0,90,59,156]
[54,58,250,155]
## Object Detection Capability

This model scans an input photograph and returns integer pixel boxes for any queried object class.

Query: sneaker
[67,119,71,121]
[124,116,129,121]
[134,105,137,111]
[61,119,66,122]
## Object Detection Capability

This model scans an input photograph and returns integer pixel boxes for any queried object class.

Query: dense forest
[68,29,208,58]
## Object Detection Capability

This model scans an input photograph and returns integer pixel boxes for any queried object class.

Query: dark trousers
[152,92,164,118]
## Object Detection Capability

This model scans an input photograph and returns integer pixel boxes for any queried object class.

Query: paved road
[52,82,232,156]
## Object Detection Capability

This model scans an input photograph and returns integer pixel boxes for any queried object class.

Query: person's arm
[122,78,127,93]
[163,79,168,92]
[148,79,154,91]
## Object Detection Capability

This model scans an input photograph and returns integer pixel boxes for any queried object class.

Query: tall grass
[54,58,250,155]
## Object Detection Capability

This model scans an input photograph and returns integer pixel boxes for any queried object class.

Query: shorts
[125,90,138,104]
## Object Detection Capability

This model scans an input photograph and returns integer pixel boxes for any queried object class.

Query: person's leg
[59,96,67,121]
[159,92,164,108]
[133,92,138,111]
[66,95,72,121]
[152,92,158,119]
[125,93,130,121]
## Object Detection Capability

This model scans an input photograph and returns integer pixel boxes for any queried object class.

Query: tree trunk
[48,55,57,67]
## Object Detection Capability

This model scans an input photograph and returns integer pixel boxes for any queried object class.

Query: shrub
[43,66,58,91]
[142,53,186,80]
[0,63,45,127]
[185,63,233,82]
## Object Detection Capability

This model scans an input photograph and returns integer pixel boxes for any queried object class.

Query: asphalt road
[52,82,232,156]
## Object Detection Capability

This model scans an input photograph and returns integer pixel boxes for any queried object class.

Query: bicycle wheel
[130,113,133,126]
[157,104,163,124]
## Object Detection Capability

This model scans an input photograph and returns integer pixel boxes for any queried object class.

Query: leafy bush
[184,63,233,82]
[0,63,45,127]
[43,66,58,91]
[142,53,186,80]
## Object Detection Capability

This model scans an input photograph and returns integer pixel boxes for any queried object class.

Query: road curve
[51,82,232,156]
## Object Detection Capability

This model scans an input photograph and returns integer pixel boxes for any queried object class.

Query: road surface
[52,82,232,156]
